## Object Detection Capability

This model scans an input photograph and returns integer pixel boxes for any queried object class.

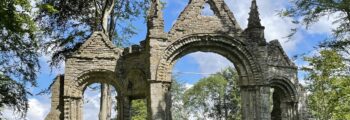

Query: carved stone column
[147,81,171,120]
[240,86,256,120]
[117,96,131,120]
[63,97,82,120]
[258,86,271,120]
[281,101,298,120]
[240,86,270,120]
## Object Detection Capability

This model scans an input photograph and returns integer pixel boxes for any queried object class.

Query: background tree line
[282,0,350,119]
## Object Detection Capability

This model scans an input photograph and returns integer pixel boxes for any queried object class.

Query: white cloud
[184,83,194,90]
[225,0,304,52]
[2,97,50,120]
[27,98,50,120]
[2,88,117,120]
[83,87,101,120]
[189,52,233,76]
[306,12,340,35]
[165,0,328,53]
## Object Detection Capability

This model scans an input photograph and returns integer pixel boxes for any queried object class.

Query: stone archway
[75,69,122,92]
[269,77,298,120]
[147,34,270,120]
[45,0,307,120]
[77,69,120,120]
[63,69,129,120]
[156,34,260,85]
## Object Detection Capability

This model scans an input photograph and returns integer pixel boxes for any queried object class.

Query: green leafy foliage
[39,3,58,14]
[131,99,147,120]
[303,50,350,120]
[0,75,28,118]
[183,67,241,120]
[128,67,241,120]
[171,79,189,120]
[0,0,40,85]
[0,0,39,117]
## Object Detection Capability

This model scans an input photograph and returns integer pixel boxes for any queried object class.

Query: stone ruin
[45,0,309,119]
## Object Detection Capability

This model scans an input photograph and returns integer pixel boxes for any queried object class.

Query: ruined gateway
[45,0,309,120]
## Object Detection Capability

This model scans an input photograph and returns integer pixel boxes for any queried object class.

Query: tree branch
[101,0,115,36]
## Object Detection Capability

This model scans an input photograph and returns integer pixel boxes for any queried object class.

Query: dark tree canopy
[0,0,40,85]
[0,0,39,117]
[37,0,150,67]
[0,75,28,118]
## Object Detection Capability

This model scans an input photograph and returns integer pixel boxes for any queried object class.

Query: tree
[183,67,241,120]
[282,0,350,55]
[171,79,189,120]
[282,1,350,119]
[37,0,149,67]
[131,99,147,120]
[219,67,241,120]
[0,0,39,117]
[0,75,28,118]
[303,50,350,120]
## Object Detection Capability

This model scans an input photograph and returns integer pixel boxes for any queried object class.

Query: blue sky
[3,0,338,119]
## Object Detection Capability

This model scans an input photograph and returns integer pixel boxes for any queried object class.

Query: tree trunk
[99,1,115,119]
[99,83,112,120]
[101,0,115,36]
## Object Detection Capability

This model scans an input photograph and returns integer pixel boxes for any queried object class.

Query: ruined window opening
[83,83,118,120]
[201,2,215,16]
[162,0,189,32]
[271,88,282,120]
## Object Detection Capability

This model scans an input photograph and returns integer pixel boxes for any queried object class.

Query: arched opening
[156,35,258,84]
[271,87,283,120]
[74,69,124,120]
[152,35,265,120]
[83,83,118,120]
[269,79,298,120]
[170,52,241,119]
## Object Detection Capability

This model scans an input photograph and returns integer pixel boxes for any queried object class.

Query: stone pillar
[281,101,298,120]
[45,75,64,120]
[258,86,271,120]
[240,86,256,120]
[147,81,171,120]
[117,96,131,120]
[63,97,82,120]
[240,86,270,120]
